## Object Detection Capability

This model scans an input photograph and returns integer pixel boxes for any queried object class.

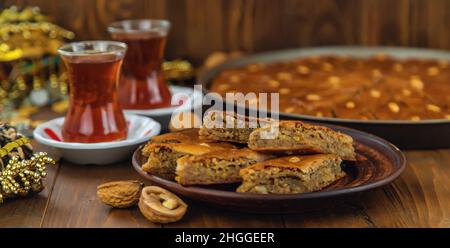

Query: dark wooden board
[40,161,161,227]
[358,150,450,227]
[1,108,449,227]
[2,148,450,227]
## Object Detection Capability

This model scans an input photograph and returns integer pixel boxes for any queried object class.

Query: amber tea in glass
[108,19,172,109]
[58,41,128,143]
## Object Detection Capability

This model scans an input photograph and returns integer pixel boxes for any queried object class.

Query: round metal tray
[198,46,450,149]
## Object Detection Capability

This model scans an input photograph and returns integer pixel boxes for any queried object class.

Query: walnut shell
[138,186,188,223]
[97,180,144,208]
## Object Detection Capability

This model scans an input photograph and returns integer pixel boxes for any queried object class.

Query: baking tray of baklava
[199,46,450,149]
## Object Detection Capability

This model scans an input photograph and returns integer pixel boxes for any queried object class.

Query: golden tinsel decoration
[0,6,74,62]
[0,152,55,204]
[0,6,74,128]
[0,122,55,204]
[163,59,194,81]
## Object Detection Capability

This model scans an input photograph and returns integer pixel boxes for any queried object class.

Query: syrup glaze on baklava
[210,55,450,121]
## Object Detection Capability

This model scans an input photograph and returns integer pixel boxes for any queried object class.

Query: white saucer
[123,86,203,131]
[33,114,161,165]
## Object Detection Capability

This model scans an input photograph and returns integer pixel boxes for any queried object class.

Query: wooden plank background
[2,0,450,63]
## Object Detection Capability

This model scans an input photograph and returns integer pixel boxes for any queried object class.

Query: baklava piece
[199,110,273,143]
[142,129,203,156]
[175,148,272,186]
[142,129,236,179]
[237,154,345,194]
[248,121,356,161]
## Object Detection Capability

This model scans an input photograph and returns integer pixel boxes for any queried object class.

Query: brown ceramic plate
[198,46,450,149]
[132,123,406,214]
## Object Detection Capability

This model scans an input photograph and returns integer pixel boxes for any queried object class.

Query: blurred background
[2,0,450,64]
[1,0,449,130]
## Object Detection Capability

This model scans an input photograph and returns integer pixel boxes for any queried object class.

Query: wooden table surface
[1,111,450,228]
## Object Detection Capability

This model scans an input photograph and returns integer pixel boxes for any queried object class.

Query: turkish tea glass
[108,19,172,110]
[58,41,128,143]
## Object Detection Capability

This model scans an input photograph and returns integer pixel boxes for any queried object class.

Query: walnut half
[138,186,188,224]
